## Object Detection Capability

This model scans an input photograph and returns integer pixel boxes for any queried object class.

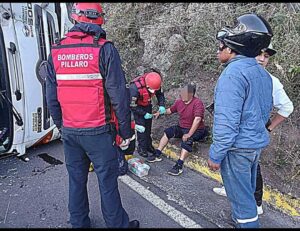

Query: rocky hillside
[102,3,300,197]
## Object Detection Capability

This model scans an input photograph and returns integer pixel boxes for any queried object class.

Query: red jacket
[111,112,135,146]
[131,74,154,107]
[51,31,114,128]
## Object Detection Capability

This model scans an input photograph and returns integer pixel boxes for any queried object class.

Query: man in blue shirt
[208,13,273,228]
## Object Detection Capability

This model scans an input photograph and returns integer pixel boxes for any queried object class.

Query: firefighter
[129,70,166,158]
[45,3,139,228]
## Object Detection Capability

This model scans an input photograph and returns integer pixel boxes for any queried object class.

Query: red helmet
[71,3,105,25]
[145,72,162,90]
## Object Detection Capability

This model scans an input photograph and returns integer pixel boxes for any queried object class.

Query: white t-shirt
[268,71,294,118]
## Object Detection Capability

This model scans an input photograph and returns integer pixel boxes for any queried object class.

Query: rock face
[102,3,300,198]
[103,3,224,85]
[102,3,299,90]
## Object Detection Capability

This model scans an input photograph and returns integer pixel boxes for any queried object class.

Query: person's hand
[182,134,191,142]
[144,113,153,119]
[153,112,160,119]
[119,138,130,150]
[135,124,145,133]
[158,106,166,115]
[207,159,220,171]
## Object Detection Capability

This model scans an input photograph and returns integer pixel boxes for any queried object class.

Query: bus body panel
[0,3,73,157]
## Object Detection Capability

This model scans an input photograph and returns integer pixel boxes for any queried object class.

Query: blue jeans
[62,131,129,228]
[220,148,262,228]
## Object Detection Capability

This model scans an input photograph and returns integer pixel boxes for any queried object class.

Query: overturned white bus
[0,3,74,159]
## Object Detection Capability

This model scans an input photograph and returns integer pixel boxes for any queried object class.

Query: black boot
[137,147,148,158]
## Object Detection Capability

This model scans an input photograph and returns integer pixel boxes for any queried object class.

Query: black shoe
[129,220,140,228]
[138,148,148,158]
[167,163,183,176]
[146,153,162,163]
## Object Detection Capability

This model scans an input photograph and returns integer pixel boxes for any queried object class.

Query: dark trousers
[254,163,263,206]
[134,104,153,151]
[164,125,207,152]
[62,132,129,228]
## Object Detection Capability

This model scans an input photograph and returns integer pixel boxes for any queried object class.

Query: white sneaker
[213,186,227,197]
[257,205,263,215]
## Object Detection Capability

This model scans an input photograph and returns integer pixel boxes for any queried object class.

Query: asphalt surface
[0,140,299,228]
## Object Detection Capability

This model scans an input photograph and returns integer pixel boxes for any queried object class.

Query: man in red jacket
[45,3,139,228]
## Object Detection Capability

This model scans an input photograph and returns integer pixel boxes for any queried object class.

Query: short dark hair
[187,84,196,96]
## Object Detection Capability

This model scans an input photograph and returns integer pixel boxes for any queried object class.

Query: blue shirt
[209,55,273,164]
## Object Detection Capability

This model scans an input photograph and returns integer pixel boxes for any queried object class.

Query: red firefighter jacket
[51,31,114,128]
[131,74,155,107]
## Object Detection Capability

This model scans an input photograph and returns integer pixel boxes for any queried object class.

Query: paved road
[0,140,298,228]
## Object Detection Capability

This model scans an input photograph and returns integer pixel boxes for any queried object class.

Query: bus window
[0,26,13,152]
[34,5,58,130]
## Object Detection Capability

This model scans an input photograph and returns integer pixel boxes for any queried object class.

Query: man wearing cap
[129,70,166,158]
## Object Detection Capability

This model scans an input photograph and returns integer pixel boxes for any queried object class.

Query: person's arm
[182,117,202,142]
[209,73,246,165]
[267,74,294,131]
[182,99,204,141]
[100,42,131,140]
[128,84,148,117]
[267,114,287,132]
[153,107,172,119]
[155,88,165,107]
[165,108,172,115]
[153,100,176,119]
[45,54,62,129]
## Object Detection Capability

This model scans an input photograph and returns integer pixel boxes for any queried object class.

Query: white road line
[119,175,202,228]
